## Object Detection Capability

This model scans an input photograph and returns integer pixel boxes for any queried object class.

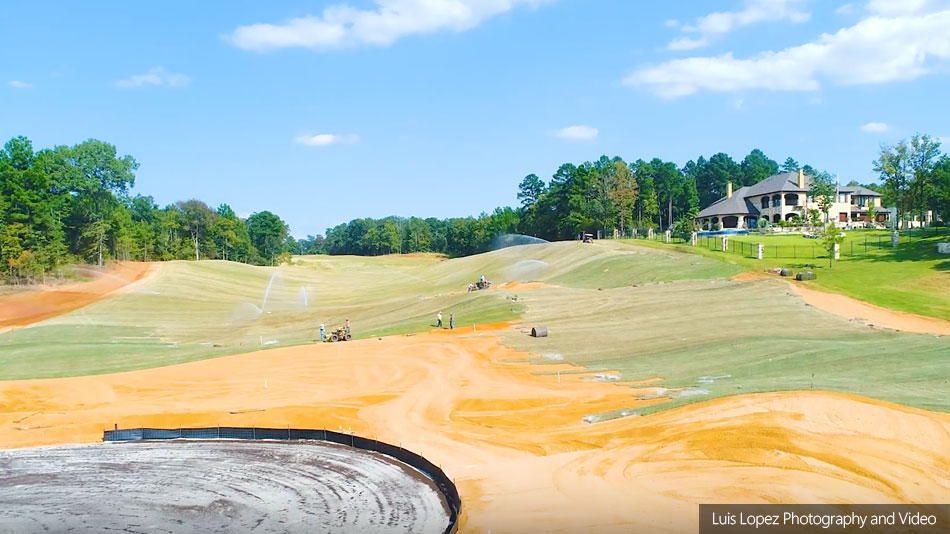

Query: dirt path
[733,271,950,336]
[2,324,947,533]
[0,262,155,331]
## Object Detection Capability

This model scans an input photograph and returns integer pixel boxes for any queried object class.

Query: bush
[670,217,698,241]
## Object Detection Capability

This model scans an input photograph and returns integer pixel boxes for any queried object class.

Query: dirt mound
[0,262,155,330]
[2,324,946,533]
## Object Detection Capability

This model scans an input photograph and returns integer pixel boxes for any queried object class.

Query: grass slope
[632,230,950,320]
[0,242,735,380]
[502,277,950,416]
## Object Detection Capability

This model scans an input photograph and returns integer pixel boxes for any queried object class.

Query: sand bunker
[0,262,155,330]
[1,325,947,533]
[734,271,950,336]
[0,440,449,534]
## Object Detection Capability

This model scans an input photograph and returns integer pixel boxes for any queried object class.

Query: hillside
[0,242,738,380]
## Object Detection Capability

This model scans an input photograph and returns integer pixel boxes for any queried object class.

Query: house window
[761,197,769,209]
[784,193,799,206]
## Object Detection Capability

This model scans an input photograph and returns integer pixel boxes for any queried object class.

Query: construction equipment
[467,279,492,291]
[582,233,594,243]
[325,326,352,342]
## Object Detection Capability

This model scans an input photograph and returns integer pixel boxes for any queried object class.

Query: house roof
[839,185,881,196]
[695,172,884,219]
[743,172,809,197]
[696,186,760,218]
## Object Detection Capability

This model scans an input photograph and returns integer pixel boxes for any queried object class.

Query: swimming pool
[697,229,750,237]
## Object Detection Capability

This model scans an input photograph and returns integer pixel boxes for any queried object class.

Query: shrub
[670,217,698,241]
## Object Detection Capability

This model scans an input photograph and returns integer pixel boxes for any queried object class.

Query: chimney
[727,182,733,198]
[798,168,805,189]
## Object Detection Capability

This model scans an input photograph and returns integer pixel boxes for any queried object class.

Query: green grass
[502,279,950,417]
[0,241,734,380]
[628,231,950,320]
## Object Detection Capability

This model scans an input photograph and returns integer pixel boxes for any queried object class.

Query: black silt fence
[103,427,461,534]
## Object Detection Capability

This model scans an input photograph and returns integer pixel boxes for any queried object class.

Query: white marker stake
[557,371,561,384]
[264,380,267,389]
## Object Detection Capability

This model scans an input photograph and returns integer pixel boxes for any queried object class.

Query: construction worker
[437,311,443,328]
[480,274,486,284]
[344,318,350,335]
[319,323,326,342]
[449,313,454,330]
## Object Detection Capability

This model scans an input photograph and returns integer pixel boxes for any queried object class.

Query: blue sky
[3,0,949,237]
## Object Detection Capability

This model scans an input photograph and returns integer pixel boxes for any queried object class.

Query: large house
[695,169,885,230]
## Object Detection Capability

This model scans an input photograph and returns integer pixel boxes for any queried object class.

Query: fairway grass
[0,242,735,380]
[628,231,950,320]
[503,278,950,416]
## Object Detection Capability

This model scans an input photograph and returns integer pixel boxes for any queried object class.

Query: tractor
[467,279,492,291]
[325,326,352,342]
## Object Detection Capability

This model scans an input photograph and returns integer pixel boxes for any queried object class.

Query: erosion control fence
[103,427,461,534]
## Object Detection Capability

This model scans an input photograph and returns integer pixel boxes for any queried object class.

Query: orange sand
[734,271,950,336]
[0,262,155,330]
[496,281,558,290]
[2,323,947,533]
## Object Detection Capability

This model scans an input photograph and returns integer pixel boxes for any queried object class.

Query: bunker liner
[103,427,461,534]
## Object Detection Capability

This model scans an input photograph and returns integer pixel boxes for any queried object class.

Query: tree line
[302,150,869,255]
[874,134,950,228]
[302,138,948,255]
[1,136,291,283]
[4,134,947,283]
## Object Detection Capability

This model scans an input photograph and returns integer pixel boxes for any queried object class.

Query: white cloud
[865,0,949,15]
[555,125,598,141]
[116,67,190,88]
[835,3,856,15]
[667,37,709,51]
[628,6,950,98]
[668,0,810,50]
[860,122,889,132]
[293,133,360,146]
[228,0,547,52]
[665,19,680,28]
[8,80,33,89]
